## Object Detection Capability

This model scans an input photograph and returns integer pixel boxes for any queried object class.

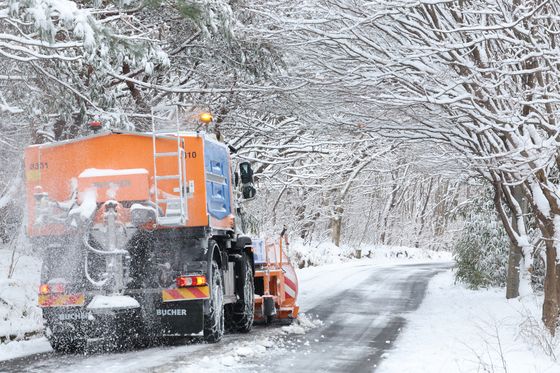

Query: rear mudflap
[43,306,142,343]
[155,300,204,337]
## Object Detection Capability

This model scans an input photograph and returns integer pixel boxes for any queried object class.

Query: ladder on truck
[151,106,188,226]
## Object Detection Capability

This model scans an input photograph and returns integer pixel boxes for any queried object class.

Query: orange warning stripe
[162,286,210,302]
[38,294,85,308]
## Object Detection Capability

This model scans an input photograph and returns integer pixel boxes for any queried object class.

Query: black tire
[230,252,254,333]
[203,259,225,343]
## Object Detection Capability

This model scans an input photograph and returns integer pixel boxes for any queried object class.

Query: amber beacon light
[198,112,213,124]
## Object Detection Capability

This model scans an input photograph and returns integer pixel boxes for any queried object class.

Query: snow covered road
[0,260,450,372]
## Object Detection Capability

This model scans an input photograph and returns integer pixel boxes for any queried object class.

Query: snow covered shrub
[289,240,354,268]
[453,191,509,289]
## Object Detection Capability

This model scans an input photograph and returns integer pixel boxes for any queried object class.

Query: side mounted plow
[253,229,299,323]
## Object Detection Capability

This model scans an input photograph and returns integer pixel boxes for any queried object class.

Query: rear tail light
[39,283,66,294]
[176,275,207,288]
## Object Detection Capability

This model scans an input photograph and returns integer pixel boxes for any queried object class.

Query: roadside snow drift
[0,248,43,339]
[378,270,560,373]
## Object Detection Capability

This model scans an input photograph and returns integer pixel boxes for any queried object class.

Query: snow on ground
[175,314,324,373]
[0,247,43,339]
[288,240,451,268]
[293,245,450,312]
[0,337,51,361]
[378,270,560,373]
[0,246,49,361]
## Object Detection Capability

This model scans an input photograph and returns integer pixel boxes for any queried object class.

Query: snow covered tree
[0,0,169,135]
[277,0,560,334]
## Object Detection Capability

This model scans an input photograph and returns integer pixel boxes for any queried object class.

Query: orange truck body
[24,131,234,236]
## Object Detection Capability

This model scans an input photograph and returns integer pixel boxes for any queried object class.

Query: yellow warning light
[199,112,213,124]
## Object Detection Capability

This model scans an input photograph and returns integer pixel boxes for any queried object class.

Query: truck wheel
[231,253,254,333]
[203,260,224,343]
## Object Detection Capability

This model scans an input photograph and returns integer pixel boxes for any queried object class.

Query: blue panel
[204,138,232,220]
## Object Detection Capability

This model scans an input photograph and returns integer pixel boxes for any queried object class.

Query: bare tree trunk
[329,146,381,246]
[492,179,534,300]
[433,181,448,238]
[506,243,522,299]
[358,193,376,248]
[543,240,558,335]
[331,206,343,247]
[415,177,434,248]
[505,185,526,299]
[380,172,399,245]
[526,174,560,334]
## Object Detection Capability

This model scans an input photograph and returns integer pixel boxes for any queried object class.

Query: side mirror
[238,162,256,200]
[242,185,256,199]
[239,162,254,184]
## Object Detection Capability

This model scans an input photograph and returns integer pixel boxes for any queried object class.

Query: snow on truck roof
[26,130,225,149]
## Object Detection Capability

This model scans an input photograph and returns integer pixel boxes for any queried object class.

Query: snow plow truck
[24,111,298,352]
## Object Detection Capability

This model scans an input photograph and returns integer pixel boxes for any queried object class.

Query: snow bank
[0,248,43,340]
[174,312,323,372]
[280,313,323,335]
[176,338,275,372]
[0,337,51,362]
[288,240,451,268]
[377,270,560,373]
[0,179,20,210]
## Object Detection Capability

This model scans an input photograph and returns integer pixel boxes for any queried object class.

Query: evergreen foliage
[453,190,509,289]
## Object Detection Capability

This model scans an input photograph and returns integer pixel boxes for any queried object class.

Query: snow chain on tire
[230,252,255,333]
[203,258,225,343]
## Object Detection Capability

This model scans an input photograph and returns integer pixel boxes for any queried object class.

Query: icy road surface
[0,260,450,372]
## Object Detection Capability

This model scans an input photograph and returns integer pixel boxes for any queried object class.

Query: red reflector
[176,275,207,288]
